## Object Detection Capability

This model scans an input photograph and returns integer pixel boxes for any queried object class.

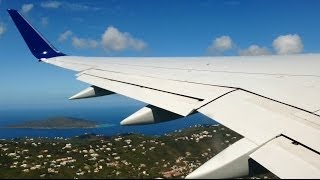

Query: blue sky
[0,0,320,111]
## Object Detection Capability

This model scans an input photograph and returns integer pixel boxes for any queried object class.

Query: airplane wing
[8,9,320,179]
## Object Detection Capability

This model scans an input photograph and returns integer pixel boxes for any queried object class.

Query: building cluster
[0,124,249,178]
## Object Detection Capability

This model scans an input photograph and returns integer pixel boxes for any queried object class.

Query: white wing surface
[8,9,320,179]
[44,55,320,178]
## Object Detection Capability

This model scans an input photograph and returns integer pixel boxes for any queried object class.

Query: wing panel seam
[196,89,239,110]
[281,134,320,155]
[82,73,204,101]
[80,61,320,77]
[92,68,238,89]
[241,89,320,117]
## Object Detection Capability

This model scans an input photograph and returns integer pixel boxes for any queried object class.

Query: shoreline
[0,124,216,140]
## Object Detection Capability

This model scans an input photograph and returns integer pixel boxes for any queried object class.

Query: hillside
[0,124,278,179]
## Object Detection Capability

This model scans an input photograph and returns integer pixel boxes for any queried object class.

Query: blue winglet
[7,9,66,60]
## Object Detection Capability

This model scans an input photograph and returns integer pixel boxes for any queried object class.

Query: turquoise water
[96,123,116,128]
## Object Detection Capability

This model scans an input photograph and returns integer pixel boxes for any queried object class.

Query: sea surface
[0,106,217,139]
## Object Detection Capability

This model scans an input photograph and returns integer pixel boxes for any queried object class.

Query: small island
[6,117,102,129]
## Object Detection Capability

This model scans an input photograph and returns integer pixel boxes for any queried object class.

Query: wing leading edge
[8,9,320,179]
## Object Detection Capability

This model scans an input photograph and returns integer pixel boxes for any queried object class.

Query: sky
[0,0,320,111]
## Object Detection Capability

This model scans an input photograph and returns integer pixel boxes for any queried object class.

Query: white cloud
[101,26,146,51]
[21,4,34,14]
[58,30,73,42]
[208,35,233,54]
[239,45,271,56]
[65,2,100,11]
[272,34,303,55]
[40,1,99,11]
[65,2,89,11]
[72,36,98,49]
[64,26,146,52]
[0,23,6,36]
[41,17,49,26]
[41,1,62,8]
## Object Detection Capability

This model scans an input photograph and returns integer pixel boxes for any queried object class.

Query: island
[0,124,278,179]
[6,117,100,129]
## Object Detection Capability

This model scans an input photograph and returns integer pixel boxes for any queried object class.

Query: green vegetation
[0,124,278,179]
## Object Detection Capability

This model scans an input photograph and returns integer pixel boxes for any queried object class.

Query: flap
[250,136,320,179]
[198,90,320,151]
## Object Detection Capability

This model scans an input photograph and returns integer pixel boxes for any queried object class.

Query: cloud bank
[59,27,147,52]
[239,45,271,56]
[41,1,62,8]
[41,1,99,11]
[208,34,303,56]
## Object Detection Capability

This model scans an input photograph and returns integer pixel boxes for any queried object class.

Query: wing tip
[7,8,66,60]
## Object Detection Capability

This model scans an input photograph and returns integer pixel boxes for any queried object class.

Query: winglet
[7,9,66,60]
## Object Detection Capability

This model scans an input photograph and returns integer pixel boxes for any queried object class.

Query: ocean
[0,106,217,139]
